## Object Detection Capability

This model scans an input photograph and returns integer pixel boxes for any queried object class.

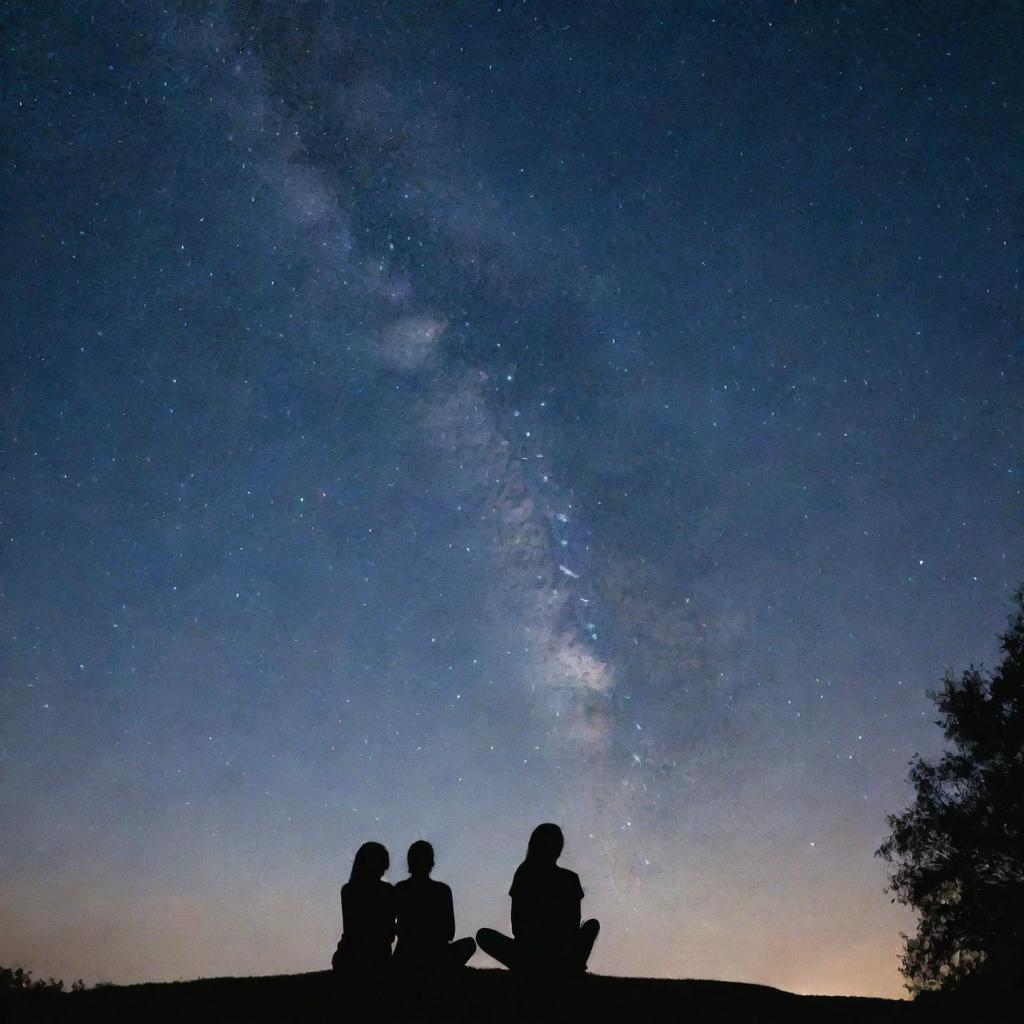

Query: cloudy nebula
[1,1,1021,998]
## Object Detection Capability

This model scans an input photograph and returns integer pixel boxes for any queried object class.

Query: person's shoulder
[509,861,529,894]
[557,866,583,893]
[393,877,412,893]
[431,879,452,895]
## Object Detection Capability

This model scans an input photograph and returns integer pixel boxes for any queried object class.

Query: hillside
[1,968,924,1023]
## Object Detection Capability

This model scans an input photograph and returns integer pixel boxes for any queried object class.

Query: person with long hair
[476,823,599,974]
[332,841,396,974]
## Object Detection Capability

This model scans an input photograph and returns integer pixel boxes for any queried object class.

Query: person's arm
[386,884,397,943]
[510,885,522,939]
[444,885,456,943]
[510,865,536,939]
[511,891,535,939]
[341,885,357,934]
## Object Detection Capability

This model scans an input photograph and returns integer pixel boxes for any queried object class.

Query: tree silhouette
[877,588,1024,997]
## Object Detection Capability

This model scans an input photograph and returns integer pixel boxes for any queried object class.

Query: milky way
[1,1,1021,997]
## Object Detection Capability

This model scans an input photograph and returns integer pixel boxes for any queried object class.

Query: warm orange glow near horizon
[0,822,916,999]
[3,0,1018,1006]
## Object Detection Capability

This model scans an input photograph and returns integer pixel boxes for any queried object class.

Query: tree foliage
[877,589,1024,995]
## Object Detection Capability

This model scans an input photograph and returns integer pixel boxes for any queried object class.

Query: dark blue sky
[1,0,1021,996]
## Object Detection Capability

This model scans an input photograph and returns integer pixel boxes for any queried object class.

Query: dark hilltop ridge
[0,967,979,1024]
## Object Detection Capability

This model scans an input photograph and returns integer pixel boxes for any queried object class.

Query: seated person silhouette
[393,840,476,971]
[332,841,396,974]
[476,823,599,975]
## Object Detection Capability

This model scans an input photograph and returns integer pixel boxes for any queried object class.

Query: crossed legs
[448,936,477,968]
[476,919,600,973]
[475,928,519,971]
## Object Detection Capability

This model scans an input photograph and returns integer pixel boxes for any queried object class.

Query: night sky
[2,0,1022,999]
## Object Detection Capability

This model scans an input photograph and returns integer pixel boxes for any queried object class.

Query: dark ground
[2,967,978,1024]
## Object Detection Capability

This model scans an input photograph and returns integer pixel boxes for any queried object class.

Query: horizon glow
[1,0,1022,1000]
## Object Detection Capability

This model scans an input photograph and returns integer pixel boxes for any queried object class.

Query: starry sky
[1,0,1022,999]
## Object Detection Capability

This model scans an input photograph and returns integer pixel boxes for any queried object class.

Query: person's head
[407,840,435,878]
[526,822,564,864]
[349,841,389,883]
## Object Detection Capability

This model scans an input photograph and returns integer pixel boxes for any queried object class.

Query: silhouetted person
[332,841,396,974]
[476,823,599,975]
[393,840,476,971]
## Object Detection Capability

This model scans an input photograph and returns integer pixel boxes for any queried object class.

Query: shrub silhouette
[0,965,70,993]
[877,588,1024,997]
